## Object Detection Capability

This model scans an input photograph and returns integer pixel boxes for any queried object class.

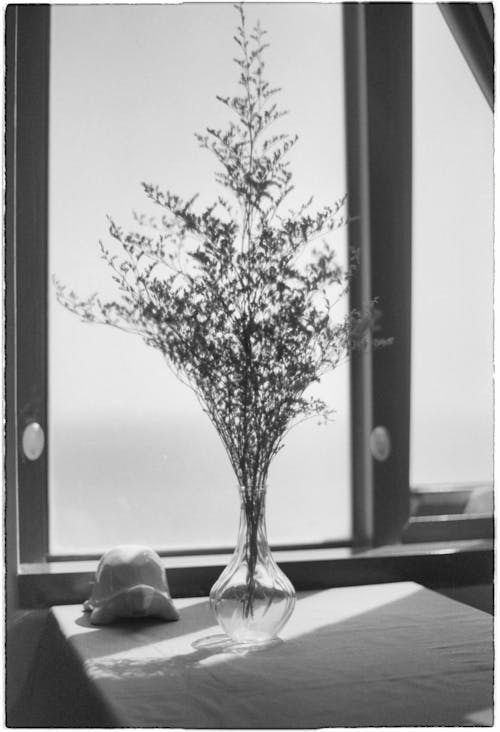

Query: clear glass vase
[209,487,296,646]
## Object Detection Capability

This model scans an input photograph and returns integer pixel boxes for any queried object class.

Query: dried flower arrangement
[55,4,385,629]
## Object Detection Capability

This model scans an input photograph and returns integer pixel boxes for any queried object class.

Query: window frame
[5,4,492,606]
[6,5,50,567]
[344,3,413,547]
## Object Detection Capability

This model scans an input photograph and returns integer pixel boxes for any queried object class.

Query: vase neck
[236,486,269,550]
[238,484,267,507]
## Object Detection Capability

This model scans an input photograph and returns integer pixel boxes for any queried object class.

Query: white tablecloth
[17,582,493,727]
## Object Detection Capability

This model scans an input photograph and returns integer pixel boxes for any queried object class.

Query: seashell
[83,545,179,625]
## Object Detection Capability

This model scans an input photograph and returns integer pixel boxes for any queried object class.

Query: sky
[411,4,493,486]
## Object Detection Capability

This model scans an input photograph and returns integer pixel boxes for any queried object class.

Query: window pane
[49,4,351,554]
[411,6,493,493]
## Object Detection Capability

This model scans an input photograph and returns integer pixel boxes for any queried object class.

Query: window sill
[403,514,493,543]
[18,538,493,608]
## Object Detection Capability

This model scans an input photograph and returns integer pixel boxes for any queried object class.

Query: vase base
[229,636,283,652]
[192,633,282,654]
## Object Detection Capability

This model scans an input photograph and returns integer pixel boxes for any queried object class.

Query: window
[410,4,493,519]
[48,4,351,556]
[6,5,493,605]
[406,5,494,542]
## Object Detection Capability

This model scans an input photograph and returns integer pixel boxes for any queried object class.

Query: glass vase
[209,486,296,646]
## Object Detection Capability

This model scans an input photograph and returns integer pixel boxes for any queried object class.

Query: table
[16,582,493,727]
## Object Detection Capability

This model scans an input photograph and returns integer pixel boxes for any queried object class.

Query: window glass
[411,6,493,496]
[49,4,350,554]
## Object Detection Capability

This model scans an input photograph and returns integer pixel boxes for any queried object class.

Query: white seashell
[83,545,179,625]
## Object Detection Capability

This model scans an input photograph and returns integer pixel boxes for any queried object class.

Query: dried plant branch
[55,4,389,613]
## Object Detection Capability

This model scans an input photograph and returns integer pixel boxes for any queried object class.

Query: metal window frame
[344,3,412,546]
[5,5,50,565]
[6,4,489,590]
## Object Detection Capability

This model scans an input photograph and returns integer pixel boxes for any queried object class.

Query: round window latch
[369,426,391,462]
[22,422,45,461]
